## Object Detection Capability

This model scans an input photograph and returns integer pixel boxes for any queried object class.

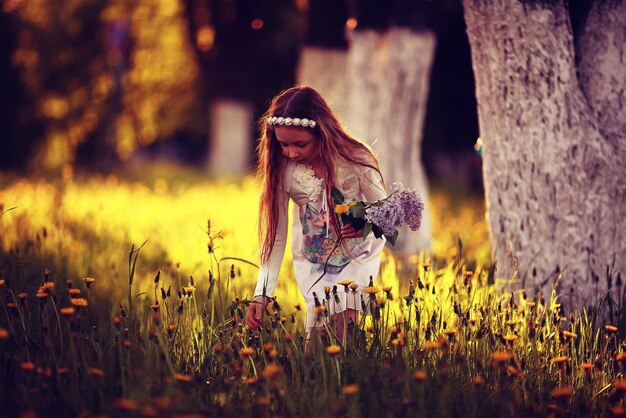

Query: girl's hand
[340,223,363,238]
[246,295,271,329]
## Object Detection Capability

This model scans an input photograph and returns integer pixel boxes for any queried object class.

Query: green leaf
[385,230,399,246]
[362,222,372,238]
[350,203,366,219]
[331,187,345,205]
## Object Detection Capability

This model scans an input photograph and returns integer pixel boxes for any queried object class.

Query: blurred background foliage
[0,0,480,190]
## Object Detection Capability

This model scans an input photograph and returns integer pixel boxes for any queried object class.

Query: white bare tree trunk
[207,99,252,177]
[344,27,436,254]
[297,46,348,124]
[462,0,626,304]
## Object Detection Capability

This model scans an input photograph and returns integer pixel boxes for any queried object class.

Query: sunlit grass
[1,168,623,417]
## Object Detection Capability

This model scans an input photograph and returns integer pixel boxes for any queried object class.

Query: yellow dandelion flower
[612,406,626,416]
[20,362,36,372]
[383,285,393,292]
[175,373,193,383]
[314,305,327,315]
[40,282,54,292]
[473,376,484,385]
[363,287,380,295]
[71,298,88,307]
[0,328,8,340]
[334,203,350,214]
[617,353,626,361]
[183,286,195,296]
[563,331,577,339]
[0,279,5,286]
[68,288,81,296]
[605,325,619,333]
[240,347,255,357]
[349,282,359,291]
[60,307,75,317]
[17,293,27,300]
[247,377,260,385]
[580,362,594,371]
[112,398,137,411]
[491,351,513,362]
[444,329,458,336]
[82,277,96,288]
[326,345,342,356]
[425,341,441,350]
[505,319,518,326]
[261,364,282,380]
[550,386,573,398]
[342,384,360,395]
[413,370,427,381]
[89,368,105,377]
[613,380,626,391]
[35,292,48,299]
[550,356,568,365]
[503,334,519,342]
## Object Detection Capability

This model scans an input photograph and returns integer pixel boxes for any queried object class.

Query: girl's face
[274,126,320,165]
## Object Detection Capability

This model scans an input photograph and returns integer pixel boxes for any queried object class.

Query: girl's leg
[333,308,358,344]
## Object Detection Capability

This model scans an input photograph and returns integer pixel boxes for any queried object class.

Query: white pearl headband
[267,116,317,128]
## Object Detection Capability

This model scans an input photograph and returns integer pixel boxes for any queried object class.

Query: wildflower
[613,380,626,391]
[112,398,137,411]
[0,328,8,340]
[326,345,342,356]
[349,282,359,292]
[605,325,619,333]
[363,287,380,295]
[36,292,48,300]
[550,386,573,398]
[82,277,95,288]
[413,370,427,381]
[617,353,626,362]
[150,303,159,312]
[580,362,594,371]
[503,334,519,343]
[261,364,282,380]
[473,376,484,385]
[383,285,393,300]
[183,286,195,296]
[240,347,255,357]
[335,203,350,215]
[425,341,441,351]
[444,329,458,337]
[491,351,513,363]
[612,406,626,416]
[563,330,577,339]
[71,298,88,308]
[0,279,5,286]
[60,307,75,317]
[550,356,568,365]
[175,373,193,383]
[342,384,360,395]
[20,362,36,372]
[39,282,54,293]
[338,280,353,293]
[247,376,260,385]
[68,288,81,297]
[89,368,105,377]
[17,292,27,300]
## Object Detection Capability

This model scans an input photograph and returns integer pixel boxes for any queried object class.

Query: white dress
[254,156,387,330]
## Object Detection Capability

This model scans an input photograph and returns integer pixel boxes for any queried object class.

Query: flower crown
[267,116,316,128]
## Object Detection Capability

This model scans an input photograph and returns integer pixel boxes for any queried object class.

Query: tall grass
[0,169,624,417]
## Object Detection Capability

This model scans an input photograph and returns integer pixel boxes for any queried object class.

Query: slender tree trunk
[345,27,436,254]
[207,100,252,177]
[462,0,626,304]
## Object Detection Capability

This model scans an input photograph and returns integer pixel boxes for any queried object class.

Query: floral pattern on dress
[300,204,351,274]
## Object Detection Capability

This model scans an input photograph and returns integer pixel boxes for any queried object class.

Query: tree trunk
[462,0,626,304]
[296,46,348,123]
[344,27,436,254]
[207,99,252,178]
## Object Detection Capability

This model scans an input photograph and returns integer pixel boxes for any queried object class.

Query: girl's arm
[253,189,289,298]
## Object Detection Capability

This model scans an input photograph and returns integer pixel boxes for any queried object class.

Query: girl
[246,86,387,341]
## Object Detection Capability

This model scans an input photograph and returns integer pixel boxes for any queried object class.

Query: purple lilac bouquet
[332,182,424,245]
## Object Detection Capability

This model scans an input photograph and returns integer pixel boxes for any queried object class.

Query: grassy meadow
[0,166,624,418]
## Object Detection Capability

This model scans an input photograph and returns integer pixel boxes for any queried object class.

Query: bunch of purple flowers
[364,182,424,238]
[332,182,424,246]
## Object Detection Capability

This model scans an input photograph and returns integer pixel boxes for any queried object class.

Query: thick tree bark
[344,27,436,254]
[462,0,626,304]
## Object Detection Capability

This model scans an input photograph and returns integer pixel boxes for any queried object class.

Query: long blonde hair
[256,86,382,263]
